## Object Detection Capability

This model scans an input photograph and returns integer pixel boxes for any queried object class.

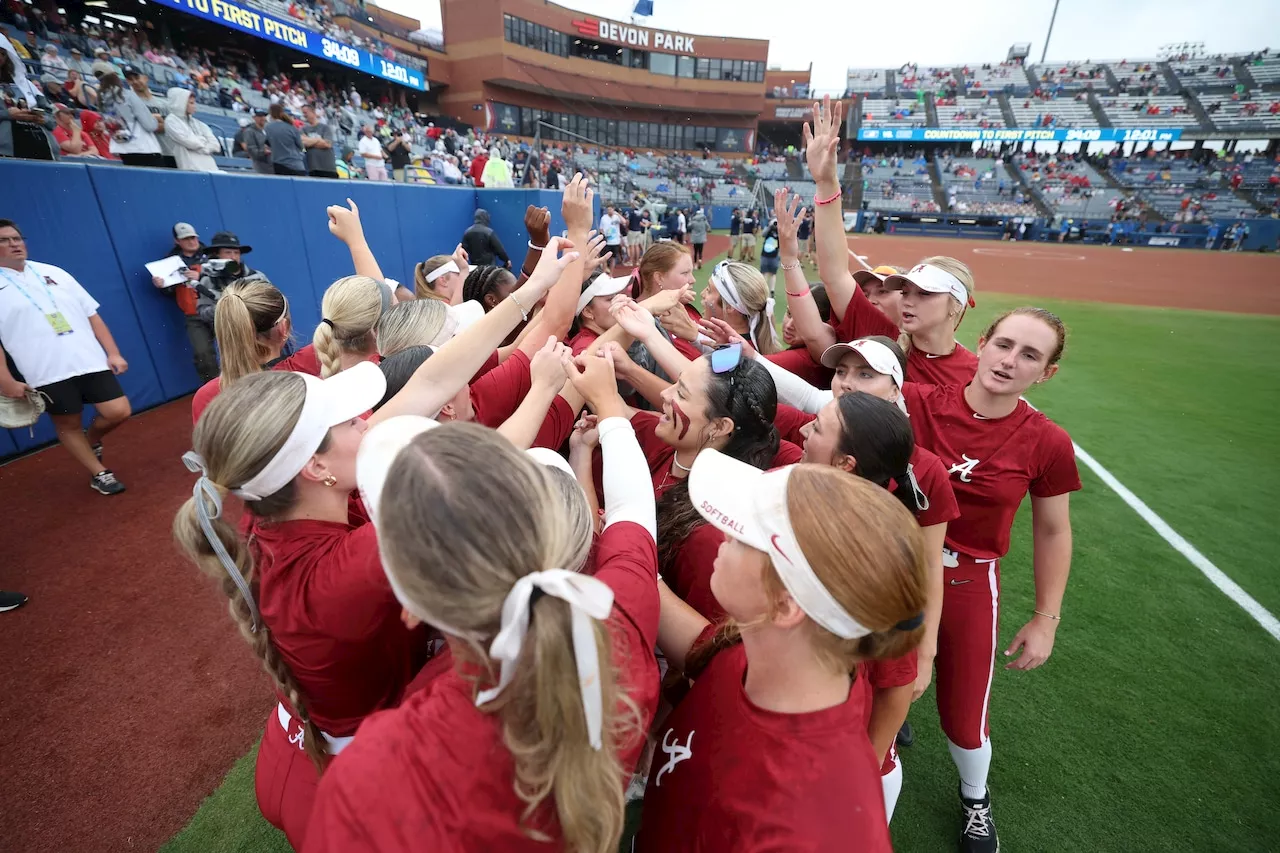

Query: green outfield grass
[163,243,1280,853]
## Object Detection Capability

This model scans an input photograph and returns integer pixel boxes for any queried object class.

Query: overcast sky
[375,0,1278,92]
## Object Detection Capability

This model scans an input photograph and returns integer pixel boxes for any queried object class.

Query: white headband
[235,362,386,501]
[476,570,615,749]
[887,263,973,309]
[711,262,774,352]
[690,451,871,640]
[424,260,459,284]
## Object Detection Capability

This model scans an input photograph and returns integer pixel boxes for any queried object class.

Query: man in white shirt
[357,125,389,181]
[599,206,624,273]
[0,219,132,495]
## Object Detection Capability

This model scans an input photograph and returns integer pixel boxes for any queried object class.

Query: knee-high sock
[881,755,903,823]
[947,737,992,800]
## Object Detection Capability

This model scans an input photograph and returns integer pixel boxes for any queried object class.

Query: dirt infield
[0,401,271,853]
[845,234,1280,315]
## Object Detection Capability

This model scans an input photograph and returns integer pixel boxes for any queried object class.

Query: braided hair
[461,265,516,311]
[656,356,780,577]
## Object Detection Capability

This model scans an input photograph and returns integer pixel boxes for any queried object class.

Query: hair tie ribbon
[182,451,262,632]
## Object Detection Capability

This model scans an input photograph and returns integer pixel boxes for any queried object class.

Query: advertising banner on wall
[152,0,426,90]
[856,127,1182,143]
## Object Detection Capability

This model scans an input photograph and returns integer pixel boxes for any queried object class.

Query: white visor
[688,450,871,640]
[425,260,459,284]
[355,414,441,528]
[527,446,576,479]
[883,263,973,308]
[820,338,905,387]
[576,273,632,316]
[233,361,386,501]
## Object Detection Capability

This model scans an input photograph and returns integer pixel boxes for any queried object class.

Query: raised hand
[582,231,608,275]
[610,297,658,341]
[640,285,691,316]
[802,94,843,188]
[523,236,580,299]
[561,172,595,233]
[657,304,700,343]
[524,205,552,246]
[529,336,570,390]
[569,413,601,453]
[562,345,621,414]
[774,188,803,260]
[451,243,470,275]
[326,198,366,245]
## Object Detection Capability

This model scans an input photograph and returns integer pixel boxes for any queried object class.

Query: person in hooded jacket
[481,146,514,188]
[164,87,222,172]
[460,209,511,268]
[688,208,710,269]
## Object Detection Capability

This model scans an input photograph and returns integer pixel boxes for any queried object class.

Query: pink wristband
[815,189,842,206]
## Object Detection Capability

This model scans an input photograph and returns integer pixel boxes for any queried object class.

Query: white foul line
[1071,443,1280,642]
[843,244,1280,642]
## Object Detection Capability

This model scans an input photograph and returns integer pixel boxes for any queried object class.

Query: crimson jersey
[191,343,323,424]
[829,282,900,343]
[902,383,1081,560]
[469,348,576,450]
[906,343,978,387]
[766,346,834,389]
[568,326,600,357]
[302,522,660,852]
[636,643,891,853]
[664,524,726,622]
[248,509,430,736]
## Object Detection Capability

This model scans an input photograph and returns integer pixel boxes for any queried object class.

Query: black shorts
[37,370,125,416]
[608,243,624,261]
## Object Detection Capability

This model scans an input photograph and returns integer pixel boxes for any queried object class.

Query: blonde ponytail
[172,372,331,771]
[214,280,289,387]
[413,255,455,302]
[376,298,449,357]
[718,262,783,355]
[314,275,387,378]
[378,424,636,853]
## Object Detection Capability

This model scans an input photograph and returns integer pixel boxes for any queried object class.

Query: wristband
[815,189,842,206]
[785,288,810,299]
[528,240,546,251]
[780,260,801,271]
[1033,609,1061,621]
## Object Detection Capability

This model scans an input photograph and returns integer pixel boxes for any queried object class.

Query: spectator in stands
[544,158,560,190]
[61,69,96,108]
[125,65,175,167]
[164,87,222,172]
[468,144,488,187]
[357,124,388,181]
[40,43,69,81]
[600,205,624,273]
[481,145,514,188]
[440,154,463,185]
[241,108,272,174]
[460,209,510,269]
[264,103,305,176]
[688,207,709,269]
[96,64,160,166]
[387,128,412,182]
[337,148,361,179]
[1,38,58,161]
[51,103,102,158]
[150,221,216,380]
[0,219,132,495]
[300,102,337,178]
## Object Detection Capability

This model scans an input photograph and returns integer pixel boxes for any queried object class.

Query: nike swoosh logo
[770,533,792,564]
[925,353,943,358]
[973,413,990,420]
[949,579,973,586]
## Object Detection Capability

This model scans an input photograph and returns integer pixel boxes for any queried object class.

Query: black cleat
[896,721,915,748]
[959,788,999,853]
[0,590,28,612]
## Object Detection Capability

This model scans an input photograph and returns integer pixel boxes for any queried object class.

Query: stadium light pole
[1040,0,1061,63]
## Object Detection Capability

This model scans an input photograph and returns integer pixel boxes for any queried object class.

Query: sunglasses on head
[710,343,743,413]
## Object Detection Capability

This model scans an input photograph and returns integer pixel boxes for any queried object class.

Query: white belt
[276,702,354,756]
[942,546,999,569]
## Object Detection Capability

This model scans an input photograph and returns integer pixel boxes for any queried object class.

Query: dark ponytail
[833,391,922,515]
[462,265,515,310]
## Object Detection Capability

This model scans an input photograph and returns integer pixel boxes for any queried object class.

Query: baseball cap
[689,450,872,640]
[173,222,198,240]
[356,414,440,527]
[852,265,899,287]
[39,72,59,85]
[235,362,387,501]
[91,60,118,79]
[575,273,631,316]
[121,63,144,78]
[253,108,268,117]
[70,47,82,55]
[883,263,974,308]
[51,102,73,113]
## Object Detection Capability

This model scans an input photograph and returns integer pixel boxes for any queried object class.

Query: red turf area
[0,234,1274,851]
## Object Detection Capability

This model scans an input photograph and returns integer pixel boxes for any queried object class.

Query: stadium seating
[1242,55,1280,86]
[936,98,1005,128]
[1008,96,1099,129]
[845,68,887,96]
[860,98,927,128]
[1169,60,1239,90]
[1099,95,1199,127]
[1029,62,1110,91]
[1198,97,1280,133]
[939,157,1037,216]
[962,62,1029,95]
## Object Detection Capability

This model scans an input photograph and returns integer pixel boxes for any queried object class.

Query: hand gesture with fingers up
[802,95,843,188]
[326,198,366,245]
[774,188,803,260]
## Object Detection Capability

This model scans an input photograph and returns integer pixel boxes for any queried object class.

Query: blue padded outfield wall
[0,160,597,456]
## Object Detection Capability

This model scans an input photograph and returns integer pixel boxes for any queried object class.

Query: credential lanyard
[0,266,60,315]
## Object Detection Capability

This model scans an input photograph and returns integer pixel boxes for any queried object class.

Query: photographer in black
[193,231,268,378]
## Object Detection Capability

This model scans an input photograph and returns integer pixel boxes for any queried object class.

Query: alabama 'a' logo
[654,728,694,787]
[947,454,980,483]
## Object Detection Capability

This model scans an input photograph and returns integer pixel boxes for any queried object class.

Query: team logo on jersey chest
[947,454,981,483]
[654,728,695,787]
